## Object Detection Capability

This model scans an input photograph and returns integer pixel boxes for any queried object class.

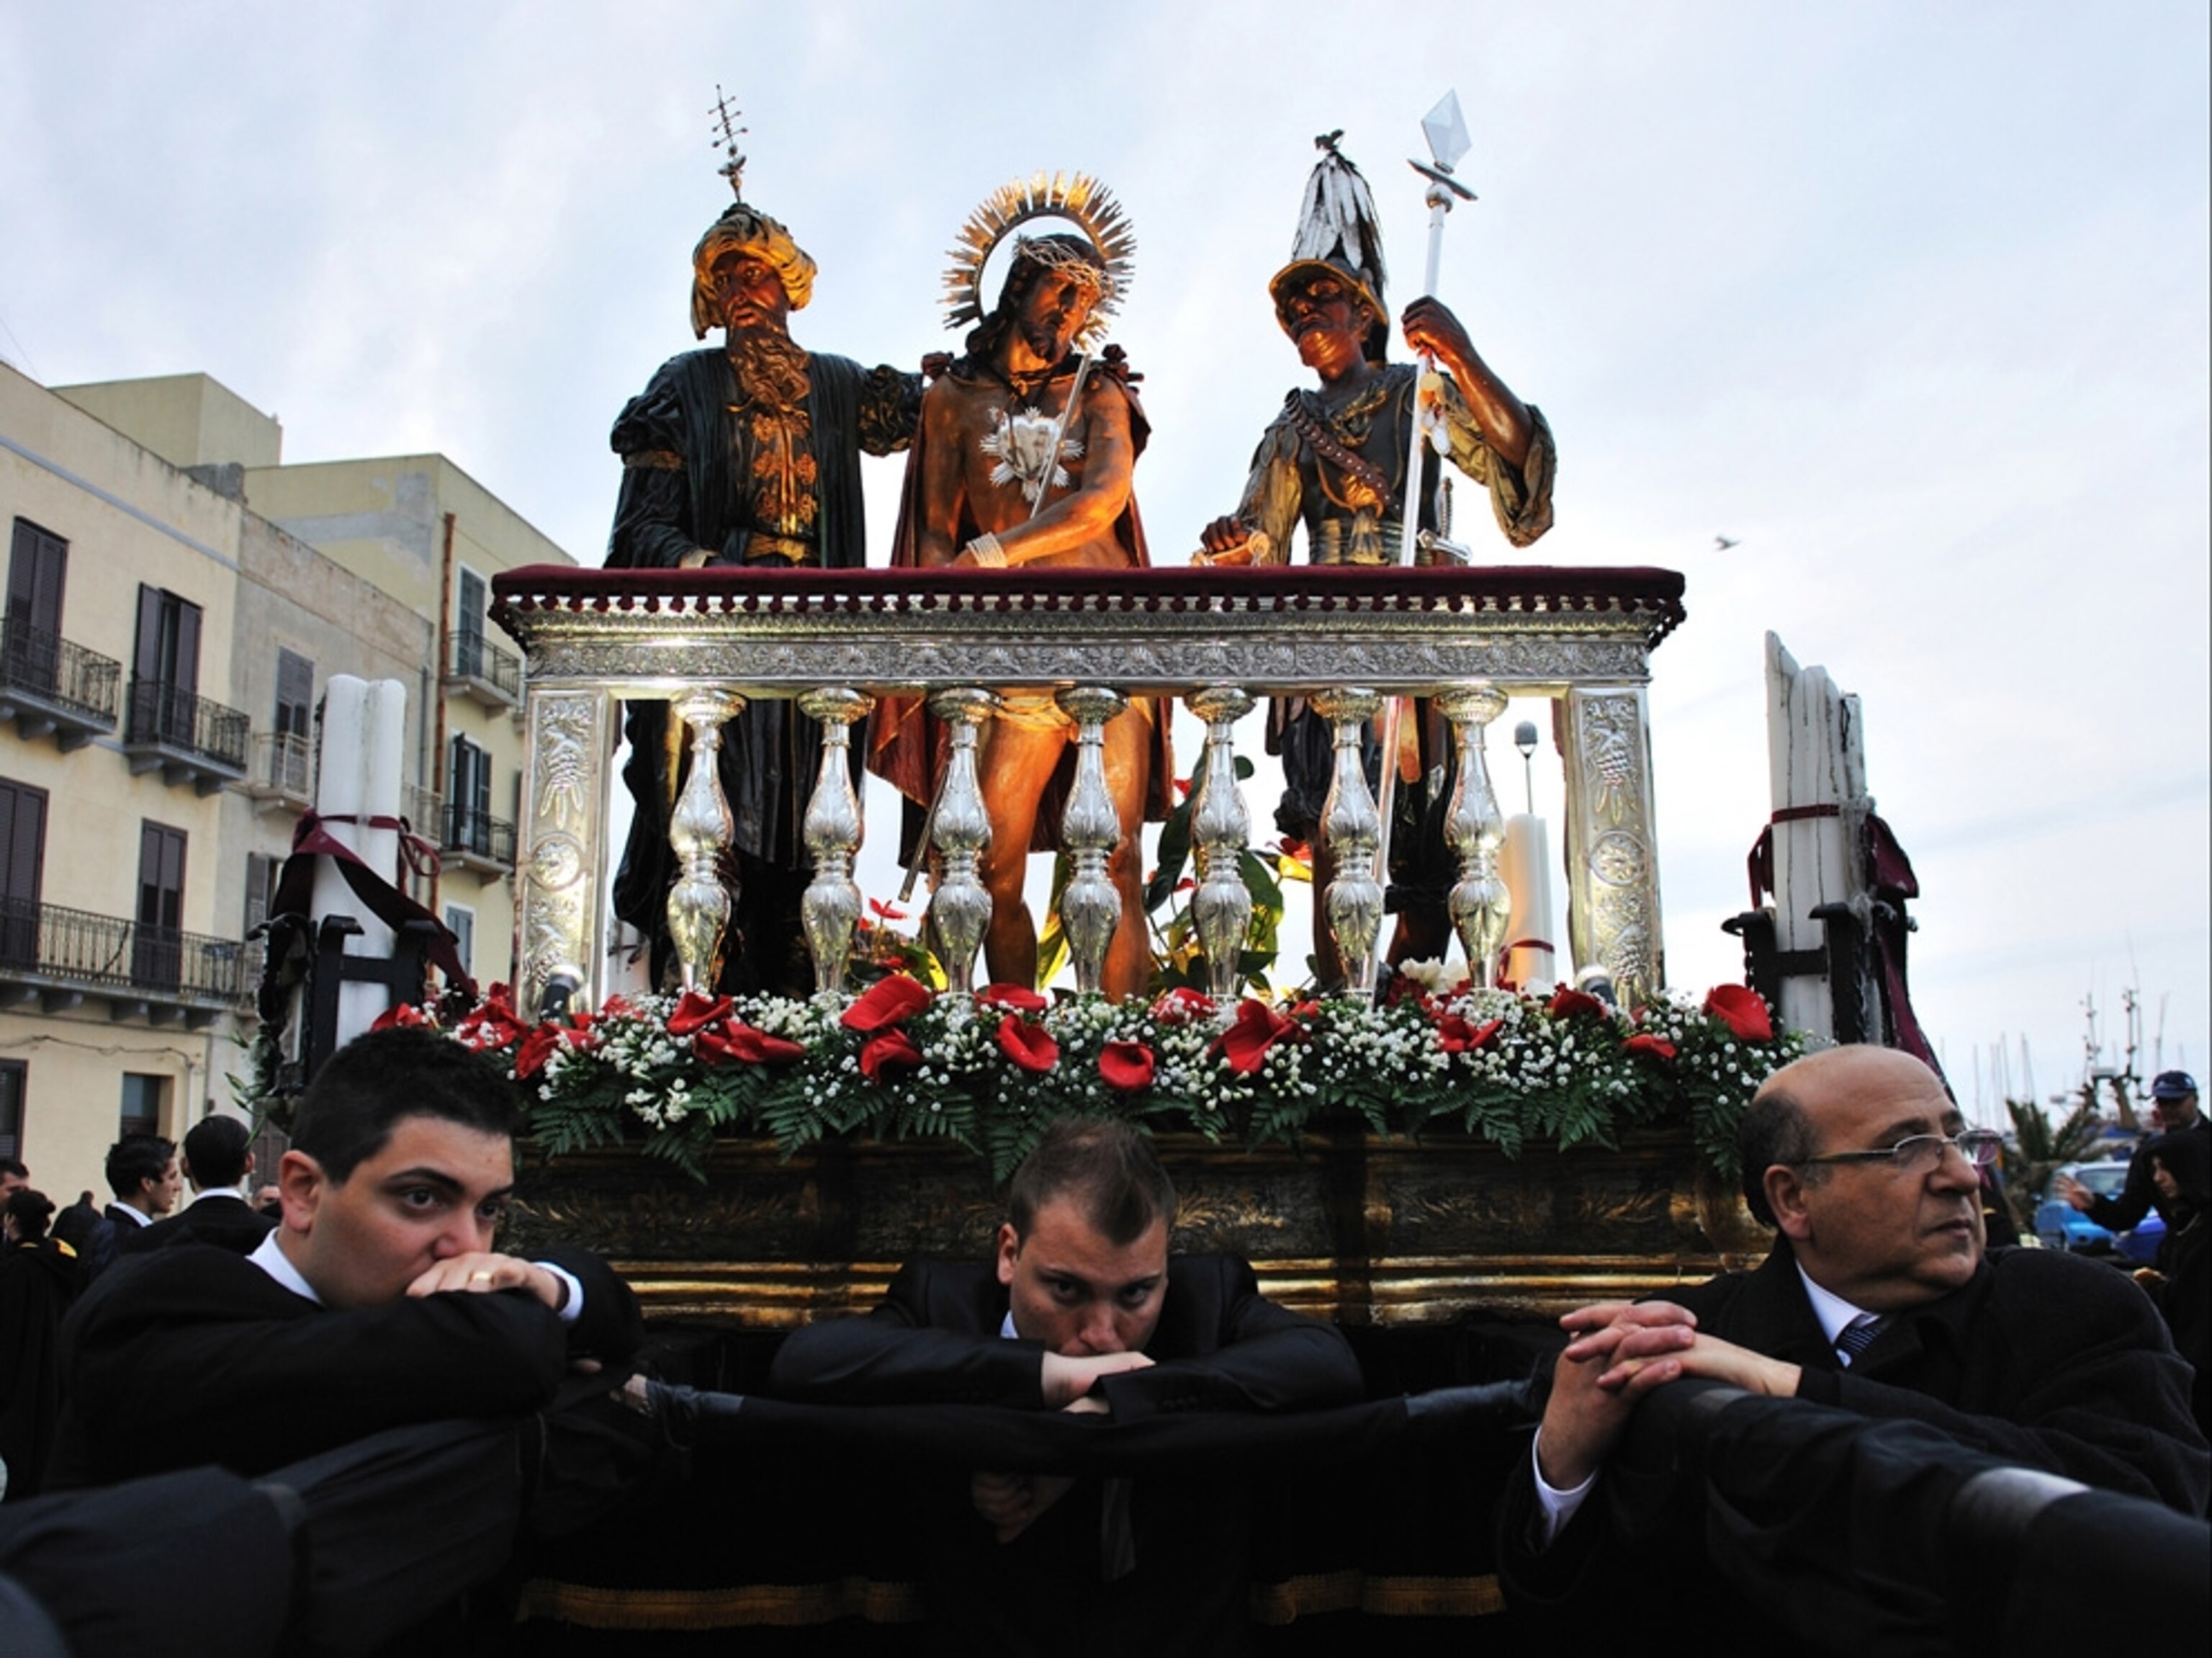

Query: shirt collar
[1794,1260,1873,1349]
[109,1204,153,1228]
[248,1229,322,1306]
[188,1187,247,1207]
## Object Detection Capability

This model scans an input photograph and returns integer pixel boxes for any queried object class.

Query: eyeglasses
[1799,1129,2005,1174]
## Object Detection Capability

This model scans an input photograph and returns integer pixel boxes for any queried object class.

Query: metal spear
[1367,93,1477,984]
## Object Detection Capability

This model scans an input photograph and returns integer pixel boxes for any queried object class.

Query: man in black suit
[117,1116,274,1256]
[769,1118,1363,1656]
[76,1132,180,1278]
[49,1026,644,1488]
[1504,1044,2208,1634]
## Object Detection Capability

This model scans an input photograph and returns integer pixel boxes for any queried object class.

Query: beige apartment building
[1,364,574,1202]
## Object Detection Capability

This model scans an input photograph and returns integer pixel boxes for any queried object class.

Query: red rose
[1100,1041,1156,1093]
[843,974,932,1033]
[692,1021,806,1065]
[859,1028,923,1082]
[980,983,1048,1013]
[1547,987,1606,1021]
[454,998,526,1052]
[1704,984,1775,1044]
[369,1003,431,1033]
[598,995,637,1019]
[1151,987,1217,1024]
[997,1014,1059,1074]
[1623,1033,1678,1060]
[1437,1015,1504,1054]
[511,1023,561,1079]
[666,990,734,1036]
[1211,999,1299,1076]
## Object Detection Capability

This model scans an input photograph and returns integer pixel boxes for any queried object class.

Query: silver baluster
[1438,684,1511,986]
[1311,687,1385,995]
[925,687,997,991]
[1186,685,1254,999]
[665,689,745,993]
[799,686,873,997]
[1054,686,1127,995]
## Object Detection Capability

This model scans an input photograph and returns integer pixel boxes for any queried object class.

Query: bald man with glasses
[1503,1044,2208,1623]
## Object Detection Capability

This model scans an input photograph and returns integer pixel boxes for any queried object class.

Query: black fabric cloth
[0,1464,296,1657]
[117,1191,276,1256]
[1501,1241,2211,1641]
[605,346,918,996]
[768,1254,1364,1657]
[1627,1380,2211,1658]
[0,1240,78,1501]
[45,1240,643,1489]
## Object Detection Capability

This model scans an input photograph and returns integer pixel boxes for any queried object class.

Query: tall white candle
[1500,812,1557,992]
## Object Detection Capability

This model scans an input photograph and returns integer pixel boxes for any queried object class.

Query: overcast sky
[4,1,2204,1114]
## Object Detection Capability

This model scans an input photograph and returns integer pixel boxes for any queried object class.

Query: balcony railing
[122,677,250,792]
[442,803,516,874]
[0,895,248,1024]
[246,730,315,806]
[492,565,1687,1021]
[446,632,522,708]
[0,618,122,750]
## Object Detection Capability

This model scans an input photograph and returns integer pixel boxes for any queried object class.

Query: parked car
[2033,1160,2167,1263]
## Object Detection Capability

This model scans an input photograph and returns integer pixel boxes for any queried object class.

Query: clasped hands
[1535,1301,1802,1492]
[973,1349,1155,1543]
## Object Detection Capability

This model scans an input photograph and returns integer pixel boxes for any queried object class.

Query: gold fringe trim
[514,1578,923,1630]
[515,1572,1504,1630]
[1249,1572,1506,1624]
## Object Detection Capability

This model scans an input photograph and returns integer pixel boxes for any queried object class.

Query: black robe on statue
[606,346,919,994]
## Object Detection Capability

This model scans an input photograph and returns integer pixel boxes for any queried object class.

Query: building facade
[0,364,572,1201]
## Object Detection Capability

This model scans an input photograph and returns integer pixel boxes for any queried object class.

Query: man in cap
[608,181,928,995]
[1199,135,1555,987]
[2060,1069,2206,1234]
[871,228,1170,999]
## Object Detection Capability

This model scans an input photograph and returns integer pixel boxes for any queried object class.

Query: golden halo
[941,171,1136,349]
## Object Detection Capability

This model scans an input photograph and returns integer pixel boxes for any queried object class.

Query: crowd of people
[0,1031,2202,1654]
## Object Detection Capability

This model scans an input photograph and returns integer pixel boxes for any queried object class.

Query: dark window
[130,585,203,747]
[444,904,475,977]
[132,821,186,989]
[6,519,69,695]
[243,851,277,938]
[448,735,493,855]
[274,649,314,739]
[119,1073,164,1139]
[455,568,486,678]
[0,778,45,967]
[0,1061,24,1162]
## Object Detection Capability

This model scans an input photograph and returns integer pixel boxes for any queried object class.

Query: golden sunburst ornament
[940,171,1137,349]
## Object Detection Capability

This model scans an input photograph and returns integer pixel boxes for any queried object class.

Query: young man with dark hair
[48,1027,642,1489]
[101,1133,179,1233]
[120,1115,274,1257]
[770,1117,1362,1653]
[0,1157,27,1199]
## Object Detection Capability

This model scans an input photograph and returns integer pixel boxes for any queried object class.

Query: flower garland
[375,970,1803,1185]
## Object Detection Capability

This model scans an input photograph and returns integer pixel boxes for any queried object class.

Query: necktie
[1835,1314,1887,1365]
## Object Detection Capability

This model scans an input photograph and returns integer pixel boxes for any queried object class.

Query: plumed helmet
[1267,131,1390,363]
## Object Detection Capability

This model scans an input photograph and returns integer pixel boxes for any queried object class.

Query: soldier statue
[1198,134,1555,987]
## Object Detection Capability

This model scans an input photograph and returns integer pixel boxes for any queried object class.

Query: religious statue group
[607,126,1556,1003]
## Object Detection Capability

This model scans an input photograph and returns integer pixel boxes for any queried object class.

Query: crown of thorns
[941,171,1136,349]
